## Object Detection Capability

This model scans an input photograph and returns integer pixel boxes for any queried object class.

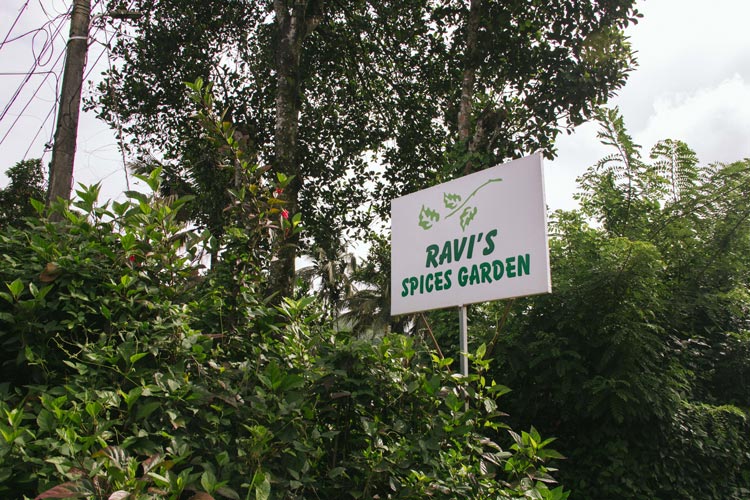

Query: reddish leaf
[188,493,215,500]
[34,482,83,499]
[39,262,62,283]
[141,453,163,475]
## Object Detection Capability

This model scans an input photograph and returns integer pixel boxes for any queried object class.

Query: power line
[0,5,69,126]
[22,100,57,160]
[0,71,58,76]
[0,1,30,51]
[99,5,132,190]
[3,0,139,182]
[39,0,70,19]
[0,41,66,146]
[0,68,63,147]
[0,12,69,51]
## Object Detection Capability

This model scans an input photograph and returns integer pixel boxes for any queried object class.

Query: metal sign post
[458,305,469,377]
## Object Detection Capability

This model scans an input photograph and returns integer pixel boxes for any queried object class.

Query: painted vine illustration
[418,177,503,231]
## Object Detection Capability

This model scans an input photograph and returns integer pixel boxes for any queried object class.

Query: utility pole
[47,0,91,206]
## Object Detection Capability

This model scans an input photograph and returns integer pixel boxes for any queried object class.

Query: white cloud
[620,0,750,125]
[547,0,750,211]
[636,75,750,164]
[545,123,607,212]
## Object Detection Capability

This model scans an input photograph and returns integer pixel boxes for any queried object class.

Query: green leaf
[120,387,142,410]
[254,471,271,500]
[475,343,487,361]
[539,448,566,460]
[418,205,440,230]
[508,430,523,447]
[459,206,478,231]
[201,470,217,493]
[30,197,45,216]
[37,409,56,433]
[135,401,161,420]
[443,192,462,209]
[85,402,103,419]
[328,467,346,479]
[147,471,171,487]
[6,279,23,301]
[124,190,148,203]
[487,384,512,397]
[6,407,23,428]
[215,486,240,500]
[129,353,148,365]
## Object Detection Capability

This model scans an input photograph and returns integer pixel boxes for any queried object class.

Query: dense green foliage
[0,89,566,499]
[0,159,46,229]
[93,0,639,257]
[0,185,566,499]
[470,110,750,499]
[8,2,749,496]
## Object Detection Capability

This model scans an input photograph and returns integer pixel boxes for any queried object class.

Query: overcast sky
[546,0,750,210]
[1,0,749,210]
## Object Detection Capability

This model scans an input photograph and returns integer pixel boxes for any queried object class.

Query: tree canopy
[93,0,640,293]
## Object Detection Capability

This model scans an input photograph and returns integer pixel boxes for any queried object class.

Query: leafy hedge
[0,179,566,499]
[480,117,750,499]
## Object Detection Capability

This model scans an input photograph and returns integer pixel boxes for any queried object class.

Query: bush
[0,179,566,499]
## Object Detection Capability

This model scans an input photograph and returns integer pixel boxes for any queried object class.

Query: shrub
[0,181,566,499]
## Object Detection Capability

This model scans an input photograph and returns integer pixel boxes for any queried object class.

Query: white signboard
[391,153,551,316]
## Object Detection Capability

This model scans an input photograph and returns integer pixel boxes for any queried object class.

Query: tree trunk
[47,0,90,206]
[457,0,481,175]
[267,0,322,301]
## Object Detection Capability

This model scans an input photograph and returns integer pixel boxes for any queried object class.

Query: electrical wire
[0,1,30,51]
[0,4,69,126]
[0,43,66,146]
[101,26,131,189]
[31,21,56,66]
[0,11,68,49]
[82,0,134,189]
[0,0,103,154]
[0,71,58,76]
[3,0,138,173]
[22,100,57,160]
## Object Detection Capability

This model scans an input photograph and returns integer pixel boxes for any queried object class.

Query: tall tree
[267,0,324,296]
[95,0,639,296]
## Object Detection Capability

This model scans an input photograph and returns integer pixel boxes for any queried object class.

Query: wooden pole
[47,0,91,205]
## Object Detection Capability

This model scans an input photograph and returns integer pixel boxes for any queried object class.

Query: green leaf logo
[418,205,441,230]
[443,192,462,209]
[460,206,478,231]
[415,177,502,231]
